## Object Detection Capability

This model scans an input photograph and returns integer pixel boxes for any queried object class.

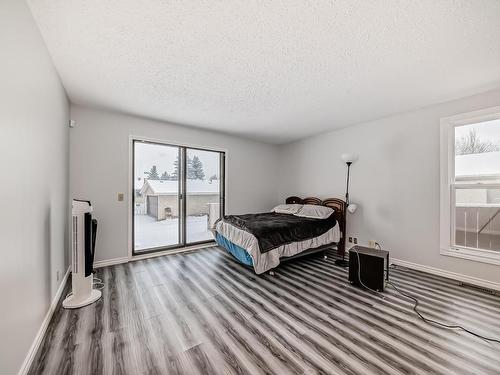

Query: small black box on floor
[348,246,389,292]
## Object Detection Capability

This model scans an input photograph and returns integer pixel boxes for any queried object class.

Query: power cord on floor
[92,276,105,290]
[387,275,500,345]
[350,244,500,344]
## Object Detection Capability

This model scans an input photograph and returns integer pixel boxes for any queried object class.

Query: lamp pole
[335,160,352,267]
[345,161,352,206]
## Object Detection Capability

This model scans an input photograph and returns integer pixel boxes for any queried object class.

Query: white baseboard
[18,266,71,375]
[131,243,214,262]
[93,256,129,268]
[93,243,216,269]
[391,258,500,293]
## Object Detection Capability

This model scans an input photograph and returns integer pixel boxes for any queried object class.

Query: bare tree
[455,129,499,155]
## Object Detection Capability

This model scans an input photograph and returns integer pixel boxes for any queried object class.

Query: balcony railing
[455,204,500,251]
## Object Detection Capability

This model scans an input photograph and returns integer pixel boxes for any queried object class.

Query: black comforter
[222,212,337,253]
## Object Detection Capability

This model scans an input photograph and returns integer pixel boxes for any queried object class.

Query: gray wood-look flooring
[29,247,500,375]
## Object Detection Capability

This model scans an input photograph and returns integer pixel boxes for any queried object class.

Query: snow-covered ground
[134,214,213,251]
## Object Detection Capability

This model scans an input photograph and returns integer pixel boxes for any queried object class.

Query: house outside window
[440,106,500,265]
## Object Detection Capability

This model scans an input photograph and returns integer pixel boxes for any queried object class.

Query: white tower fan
[63,199,102,309]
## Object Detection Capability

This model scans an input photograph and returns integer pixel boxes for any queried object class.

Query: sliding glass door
[133,142,181,251]
[133,140,224,254]
[186,148,224,244]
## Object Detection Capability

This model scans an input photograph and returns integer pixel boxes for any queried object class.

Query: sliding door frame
[129,136,227,258]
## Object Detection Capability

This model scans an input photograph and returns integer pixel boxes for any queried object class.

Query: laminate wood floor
[29,247,500,375]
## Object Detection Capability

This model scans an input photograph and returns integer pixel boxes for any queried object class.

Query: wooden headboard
[285,196,346,256]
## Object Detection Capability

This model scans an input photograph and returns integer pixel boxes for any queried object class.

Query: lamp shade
[341,153,358,163]
[347,203,358,214]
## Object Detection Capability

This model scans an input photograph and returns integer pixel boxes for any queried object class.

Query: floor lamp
[335,153,358,267]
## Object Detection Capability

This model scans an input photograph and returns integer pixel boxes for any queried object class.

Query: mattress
[215,219,340,274]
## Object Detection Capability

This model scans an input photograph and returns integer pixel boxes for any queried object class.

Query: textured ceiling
[28,0,500,144]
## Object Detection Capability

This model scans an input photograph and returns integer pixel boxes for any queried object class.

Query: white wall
[70,105,280,263]
[278,88,500,285]
[0,1,69,374]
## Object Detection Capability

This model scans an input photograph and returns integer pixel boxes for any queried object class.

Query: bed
[214,196,346,274]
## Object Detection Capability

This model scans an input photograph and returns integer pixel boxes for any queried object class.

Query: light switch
[118,193,124,201]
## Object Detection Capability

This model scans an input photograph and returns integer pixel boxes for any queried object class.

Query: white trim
[93,243,214,268]
[93,256,129,268]
[453,183,500,190]
[129,134,229,154]
[439,116,454,254]
[128,136,133,260]
[18,267,71,375]
[440,248,500,266]
[128,135,229,260]
[441,106,500,127]
[391,258,500,293]
[132,242,214,261]
[440,105,500,265]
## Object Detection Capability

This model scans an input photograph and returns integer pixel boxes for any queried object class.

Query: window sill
[440,247,500,266]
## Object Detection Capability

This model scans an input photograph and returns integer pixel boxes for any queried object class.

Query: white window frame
[440,105,500,266]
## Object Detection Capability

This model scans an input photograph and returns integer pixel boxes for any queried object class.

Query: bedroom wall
[69,105,280,263]
[0,1,70,374]
[278,88,500,285]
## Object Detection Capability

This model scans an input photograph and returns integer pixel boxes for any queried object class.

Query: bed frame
[216,195,346,275]
[280,196,346,264]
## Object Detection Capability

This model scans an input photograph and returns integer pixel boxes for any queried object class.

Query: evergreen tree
[171,155,192,180]
[160,171,169,180]
[171,156,179,180]
[171,155,204,180]
[187,156,197,179]
[145,165,160,180]
[190,156,205,180]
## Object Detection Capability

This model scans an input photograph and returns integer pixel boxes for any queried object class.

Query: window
[440,106,500,265]
[132,139,225,255]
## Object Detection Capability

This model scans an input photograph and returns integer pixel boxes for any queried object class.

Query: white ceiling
[28,1,500,144]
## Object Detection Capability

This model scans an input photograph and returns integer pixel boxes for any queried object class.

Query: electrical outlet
[56,270,60,282]
[348,237,353,243]
[353,237,358,244]
[118,193,124,201]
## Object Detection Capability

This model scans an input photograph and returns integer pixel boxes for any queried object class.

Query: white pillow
[271,204,303,214]
[295,204,334,219]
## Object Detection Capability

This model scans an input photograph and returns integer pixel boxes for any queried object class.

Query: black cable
[387,267,500,344]
[349,245,500,344]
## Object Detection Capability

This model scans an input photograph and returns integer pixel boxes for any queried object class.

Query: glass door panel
[133,141,180,252]
[185,148,222,243]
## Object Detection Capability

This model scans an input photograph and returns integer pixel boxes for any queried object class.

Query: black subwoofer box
[348,246,389,292]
